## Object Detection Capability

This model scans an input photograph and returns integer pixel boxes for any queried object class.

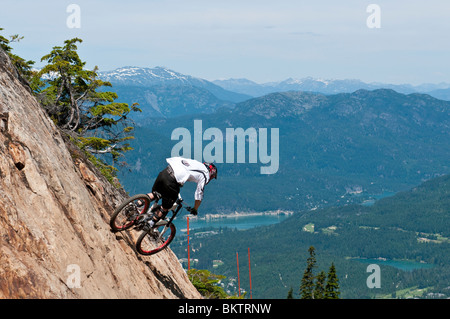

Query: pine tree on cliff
[0,28,38,88]
[35,38,140,182]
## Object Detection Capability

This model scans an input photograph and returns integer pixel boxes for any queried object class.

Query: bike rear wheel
[110,194,151,232]
[136,221,176,255]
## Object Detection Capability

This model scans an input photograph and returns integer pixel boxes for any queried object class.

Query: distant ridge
[213,77,450,99]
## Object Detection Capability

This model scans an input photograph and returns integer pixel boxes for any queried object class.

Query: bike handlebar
[185,206,198,216]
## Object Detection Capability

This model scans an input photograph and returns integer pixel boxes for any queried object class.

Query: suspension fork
[156,199,183,239]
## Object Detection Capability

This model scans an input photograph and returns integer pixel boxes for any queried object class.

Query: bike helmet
[204,162,217,180]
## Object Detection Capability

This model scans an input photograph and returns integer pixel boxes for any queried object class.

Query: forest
[171,174,450,298]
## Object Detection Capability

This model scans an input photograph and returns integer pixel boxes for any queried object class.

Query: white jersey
[166,157,210,201]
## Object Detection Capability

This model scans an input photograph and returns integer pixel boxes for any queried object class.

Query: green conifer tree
[314,270,326,299]
[300,246,316,299]
[36,38,140,183]
[324,263,340,299]
[287,287,294,299]
[0,28,37,87]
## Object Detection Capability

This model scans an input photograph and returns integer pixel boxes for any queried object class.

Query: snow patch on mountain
[99,66,196,86]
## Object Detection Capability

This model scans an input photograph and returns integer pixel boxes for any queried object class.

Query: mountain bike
[110,192,192,256]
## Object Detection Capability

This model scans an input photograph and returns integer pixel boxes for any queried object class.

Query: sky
[1,0,450,85]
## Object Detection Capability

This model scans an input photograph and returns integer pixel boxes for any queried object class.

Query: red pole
[187,217,190,271]
[248,247,253,299]
[236,252,241,297]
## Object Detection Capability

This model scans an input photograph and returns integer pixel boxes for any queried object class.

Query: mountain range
[101,65,450,101]
[117,88,450,214]
[213,77,450,100]
[100,66,450,119]
[95,65,450,214]
[99,66,250,118]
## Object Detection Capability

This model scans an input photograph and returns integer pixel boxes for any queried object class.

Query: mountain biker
[143,157,217,228]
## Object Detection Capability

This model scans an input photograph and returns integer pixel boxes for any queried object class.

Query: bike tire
[110,194,151,232]
[136,221,176,256]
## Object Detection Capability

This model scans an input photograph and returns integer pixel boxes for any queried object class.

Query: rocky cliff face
[0,48,201,299]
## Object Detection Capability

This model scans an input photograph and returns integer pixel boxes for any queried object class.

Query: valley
[170,175,450,299]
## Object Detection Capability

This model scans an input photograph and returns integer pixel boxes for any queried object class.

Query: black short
[152,166,181,209]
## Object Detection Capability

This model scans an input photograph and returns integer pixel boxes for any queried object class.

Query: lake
[353,258,435,272]
[361,191,396,206]
[173,212,292,231]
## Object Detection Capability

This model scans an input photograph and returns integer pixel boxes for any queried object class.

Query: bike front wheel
[110,194,151,232]
[136,221,176,256]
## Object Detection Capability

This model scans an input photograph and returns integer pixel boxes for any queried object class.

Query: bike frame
[153,195,184,240]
